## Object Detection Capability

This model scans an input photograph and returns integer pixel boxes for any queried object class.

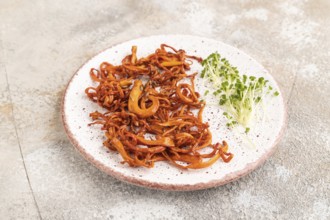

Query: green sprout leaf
[201,52,279,131]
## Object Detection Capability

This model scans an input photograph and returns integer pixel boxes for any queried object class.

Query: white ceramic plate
[62,35,286,191]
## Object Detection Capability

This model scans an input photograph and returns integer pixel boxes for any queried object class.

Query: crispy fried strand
[85,44,233,169]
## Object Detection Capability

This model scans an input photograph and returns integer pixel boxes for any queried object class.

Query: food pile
[85,44,233,169]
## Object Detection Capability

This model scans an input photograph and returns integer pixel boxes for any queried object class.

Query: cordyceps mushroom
[128,80,160,118]
[135,135,175,147]
[176,83,199,104]
[85,44,234,169]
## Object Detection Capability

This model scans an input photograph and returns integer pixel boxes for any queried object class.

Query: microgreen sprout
[201,52,279,132]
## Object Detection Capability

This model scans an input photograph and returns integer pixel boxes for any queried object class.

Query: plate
[62,35,286,191]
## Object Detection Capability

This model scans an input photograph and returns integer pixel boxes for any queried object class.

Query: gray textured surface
[0,0,329,219]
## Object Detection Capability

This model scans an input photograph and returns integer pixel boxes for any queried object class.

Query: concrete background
[0,0,329,219]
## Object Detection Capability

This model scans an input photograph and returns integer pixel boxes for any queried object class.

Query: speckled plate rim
[61,34,287,191]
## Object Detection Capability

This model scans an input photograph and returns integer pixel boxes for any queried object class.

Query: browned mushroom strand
[85,44,233,169]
